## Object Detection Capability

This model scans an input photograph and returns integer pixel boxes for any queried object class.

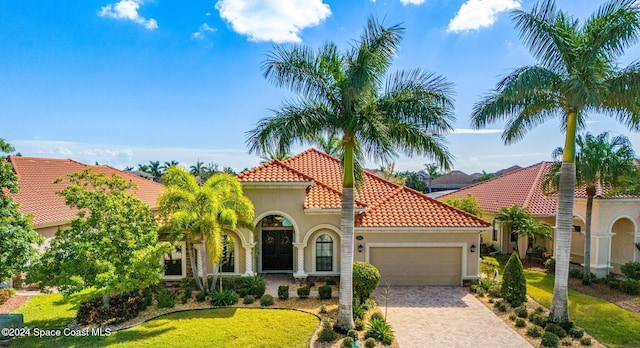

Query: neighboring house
[440,161,640,277]
[224,148,491,286]
[429,170,480,192]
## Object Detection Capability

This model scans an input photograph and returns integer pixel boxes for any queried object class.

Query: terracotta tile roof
[439,162,557,217]
[6,156,165,228]
[239,148,490,228]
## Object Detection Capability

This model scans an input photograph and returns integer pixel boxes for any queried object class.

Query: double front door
[262,230,293,271]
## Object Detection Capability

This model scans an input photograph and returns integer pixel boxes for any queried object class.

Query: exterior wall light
[470,244,476,253]
[358,244,364,253]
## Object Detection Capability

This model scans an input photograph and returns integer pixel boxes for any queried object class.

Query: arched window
[221,235,235,273]
[316,234,333,271]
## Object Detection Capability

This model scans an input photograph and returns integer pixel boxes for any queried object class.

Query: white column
[591,232,613,278]
[293,243,307,278]
[243,243,255,276]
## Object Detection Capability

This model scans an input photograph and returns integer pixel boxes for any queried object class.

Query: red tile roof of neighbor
[238,148,490,228]
[439,162,557,217]
[6,156,165,228]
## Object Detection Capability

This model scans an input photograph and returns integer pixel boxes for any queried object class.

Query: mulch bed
[0,295,28,314]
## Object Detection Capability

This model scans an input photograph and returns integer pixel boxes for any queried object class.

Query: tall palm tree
[190,160,205,177]
[471,0,640,324]
[246,17,454,330]
[163,160,180,171]
[310,131,342,157]
[543,132,636,284]
[158,166,254,293]
[494,205,537,257]
[147,160,163,178]
[423,163,443,179]
[259,149,291,164]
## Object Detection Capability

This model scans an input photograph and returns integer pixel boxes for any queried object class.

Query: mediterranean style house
[441,162,640,277]
[7,152,491,286]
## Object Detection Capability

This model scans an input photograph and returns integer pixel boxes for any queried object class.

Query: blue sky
[1,0,639,174]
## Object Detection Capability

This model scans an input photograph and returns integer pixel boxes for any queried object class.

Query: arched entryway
[610,216,637,274]
[259,215,295,273]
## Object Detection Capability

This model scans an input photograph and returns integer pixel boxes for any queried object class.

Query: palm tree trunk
[583,188,595,285]
[210,263,220,293]
[336,139,355,332]
[188,240,205,292]
[549,161,575,324]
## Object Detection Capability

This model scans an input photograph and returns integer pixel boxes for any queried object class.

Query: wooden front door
[262,230,293,271]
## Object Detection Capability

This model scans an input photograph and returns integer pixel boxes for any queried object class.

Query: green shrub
[342,337,354,347]
[366,317,394,345]
[488,298,495,304]
[319,285,332,300]
[561,339,572,346]
[370,311,384,321]
[353,300,366,320]
[497,301,508,312]
[621,261,640,280]
[141,287,154,308]
[580,337,592,346]
[545,323,567,338]
[347,329,358,340]
[515,305,528,318]
[209,288,239,307]
[527,326,542,338]
[606,278,622,290]
[488,285,502,298]
[76,292,145,325]
[278,285,289,300]
[156,288,178,308]
[481,257,500,278]
[243,295,255,304]
[541,331,560,348]
[501,252,526,306]
[569,327,584,339]
[326,278,338,286]
[364,298,377,310]
[353,262,381,303]
[515,318,526,328]
[365,337,376,348]
[475,287,487,296]
[535,306,545,314]
[240,275,266,298]
[195,291,207,302]
[319,304,327,314]
[480,278,496,291]
[569,268,583,279]
[318,318,336,342]
[354,318,364,331]
[297,286,310,299]
[508,313,517,321]
[544,258,556,273]
[531,245,547,258]
[529,313,548,327]
[260,294,274,307]
[621,279,640,295]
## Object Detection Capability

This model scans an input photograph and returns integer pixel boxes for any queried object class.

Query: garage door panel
[369,247,461,286]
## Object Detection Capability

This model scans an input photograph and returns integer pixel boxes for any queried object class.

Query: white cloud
[447,0,520,33]
[215,0,331,43]
[10,139,258,172]
[452,128,503,134]
[99,0,158,30]
[400,0,426,5]
[192,23,216,39]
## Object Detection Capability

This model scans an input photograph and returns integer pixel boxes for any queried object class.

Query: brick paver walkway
[374,286,532,348]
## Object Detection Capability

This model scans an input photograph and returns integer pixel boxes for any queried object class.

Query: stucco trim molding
[355,227,490,233]
[608,215,638,233]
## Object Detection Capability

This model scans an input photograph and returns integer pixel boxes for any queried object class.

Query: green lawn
[11,295,318,348]
[525,270,640,347]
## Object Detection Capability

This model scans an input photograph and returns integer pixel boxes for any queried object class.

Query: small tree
[353,262,381,304]
[501,252,527,306]
[0,139,43,283]
[440,195,482,216]
[28,170,170,308]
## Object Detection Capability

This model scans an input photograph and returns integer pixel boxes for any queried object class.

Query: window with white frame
[221,235,235,273]
[316,234,333,271]
[164,243,185,278]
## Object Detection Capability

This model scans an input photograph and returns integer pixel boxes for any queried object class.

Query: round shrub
[195,291,207,302]
[318,318,336,342]
[353,262,381,303]
[319,285,332,300]
[370,311,384,321]
[365,337,376,348]
[545,323,567,339]
[515,305,528,318]
[488,285,502,298]
[541,331,560,348]
[515,318,526,328]
[497,302,508,312]
[544,258,556,274]
[347,329,358,340]
[354,318,364,331]
[278,285,289,300]
[535,306,545,314]
[561,339,572,346]
[240,275,266,298]
[527,326,542,338]
[529,313,548,327]
[501,252,526,306]
[243,295,255,304]
[364,298,377,310]
[508,313,517,321]
[569,268,583,279]
[342,337,354,347]
[297,286,310,299]
[580,337,592,346]
[569,327,584,339]
[260,294,274,307]
[621,261,640,280]
[621,279,640,295]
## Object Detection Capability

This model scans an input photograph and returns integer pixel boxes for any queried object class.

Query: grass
[11,294,318,348]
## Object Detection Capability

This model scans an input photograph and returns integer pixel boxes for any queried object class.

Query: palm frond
[162,166,199,193]
[583,0,640,64]
[385,122,454,170]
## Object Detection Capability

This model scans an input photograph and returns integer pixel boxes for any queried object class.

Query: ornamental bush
[621,279,640,295]
[541,331,560,348]
[366,317,394,345]
[545,323,567,339]
[318,318,336,342]
[544,258,556,273]
[501,252,526,306]
[260,294,274,307]
[156,288,178,308]
[353,262,381,303]
[243,295,255,304]
[297,286,310,299]
[319,285,332,300]
[278,285,289,300]
[209,288,239,307]
[76,292,145,325]
[621,261,640,280]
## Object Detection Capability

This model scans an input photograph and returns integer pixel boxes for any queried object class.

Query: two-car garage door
[369,246,462,286]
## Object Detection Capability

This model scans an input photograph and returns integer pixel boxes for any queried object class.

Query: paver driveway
[374,286,532,348]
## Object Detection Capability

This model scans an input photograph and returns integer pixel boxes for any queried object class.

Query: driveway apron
[374,286,532,348]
